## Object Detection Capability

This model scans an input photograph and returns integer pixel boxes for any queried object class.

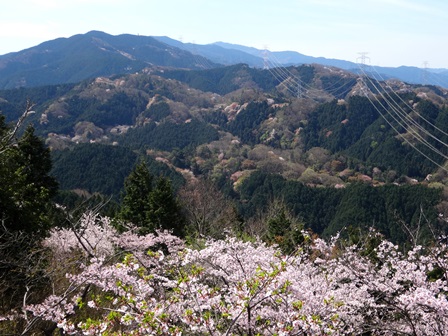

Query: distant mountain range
[156,37,448,88]
[0,31,447,89]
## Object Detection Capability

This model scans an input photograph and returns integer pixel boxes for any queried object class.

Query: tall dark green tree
[263,199,305,254]
[119,162,184,236]
[147,177,184,236]
[0,110,59,321]
[119,161,153,228]
[0,123,58,234]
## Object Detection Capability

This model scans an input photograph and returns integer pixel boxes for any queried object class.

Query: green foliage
[226,101,274,144]
[146,177,184,236]
[121,119,219,151]
[263,199,305,254]
[237,171,443,245]
[143,100,171,122]
[119,162,185,235]
[304,96,379,152]
[61,92,147,129]
[83,92,147,127]
[303,95,448,178]
[320,76,357,99]
[158,64,280,95]
[324,183,387,237]
[199,109,228,127]
[0,124,58,234]
[295,64,315,84]
[0,84,75,122]
[324,183,442,245]
[51,143,137,197]
[119,161,154,228]
[0,119,59,317]
[51,143,184,198]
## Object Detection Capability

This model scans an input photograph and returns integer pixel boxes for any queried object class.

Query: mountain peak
[0,32,217,89]
[0,32,447,89]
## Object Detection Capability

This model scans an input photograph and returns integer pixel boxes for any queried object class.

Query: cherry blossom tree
[2,212,448,335]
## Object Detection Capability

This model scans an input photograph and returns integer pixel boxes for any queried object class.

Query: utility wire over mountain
[263,44,448,173]
[357,63,448,173]
[262,49,356,102]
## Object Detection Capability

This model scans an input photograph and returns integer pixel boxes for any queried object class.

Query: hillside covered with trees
[1,63,448,239]
[2,60,448,334]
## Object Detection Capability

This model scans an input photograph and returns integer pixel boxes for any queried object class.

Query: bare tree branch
[0,100,35,155]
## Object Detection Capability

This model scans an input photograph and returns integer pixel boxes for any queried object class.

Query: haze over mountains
[0,31,447,90]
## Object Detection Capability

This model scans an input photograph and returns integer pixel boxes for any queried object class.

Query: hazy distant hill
[154,36,263,67]
[0,30,447,89]
[158,38,448,88]
[213,41,356,69]
[0,31,217,89]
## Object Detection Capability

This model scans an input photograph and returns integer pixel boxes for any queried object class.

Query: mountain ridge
[2,57,448,239]
[157,38,448,88]
[0,31,217,89]
[1,31,447,90]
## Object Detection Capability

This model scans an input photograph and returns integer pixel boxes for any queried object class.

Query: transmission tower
[262,45,269,70]
[421,61,429,85]
[357,52,370,66]
[356,52,371,97]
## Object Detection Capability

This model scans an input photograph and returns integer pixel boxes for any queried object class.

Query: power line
[357,64,448,172]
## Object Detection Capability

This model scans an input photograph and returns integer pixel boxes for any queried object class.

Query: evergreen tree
[147,177,184,236]
[119,161,153,228]
[264,199,305,254]
[119,162,184,236]
[0,112,59,319]
[0,124,58,234]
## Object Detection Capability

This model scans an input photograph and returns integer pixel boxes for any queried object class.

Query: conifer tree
[0,123,58,234]
[0,109,59,320]
[119,161,153,228]
[119,161,184,236]
[264,199,305,254]
[147,176,184,236]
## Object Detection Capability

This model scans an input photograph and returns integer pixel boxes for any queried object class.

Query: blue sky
[1,0,447,68]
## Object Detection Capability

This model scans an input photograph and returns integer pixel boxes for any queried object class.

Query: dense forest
[2,59,448,333]
[1,64,447,241]
[51,143,185,197]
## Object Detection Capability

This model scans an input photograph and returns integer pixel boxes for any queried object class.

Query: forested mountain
[4,30,448,335]
[154,36,263,67]
[0,31,217,89]
[1,31,448,90]
[1,61,448,244]
[158,37,448,88]
[51,143,184,197]
[4,46,448,335]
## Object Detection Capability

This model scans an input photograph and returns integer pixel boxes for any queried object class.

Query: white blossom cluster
[5,213,448,335]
